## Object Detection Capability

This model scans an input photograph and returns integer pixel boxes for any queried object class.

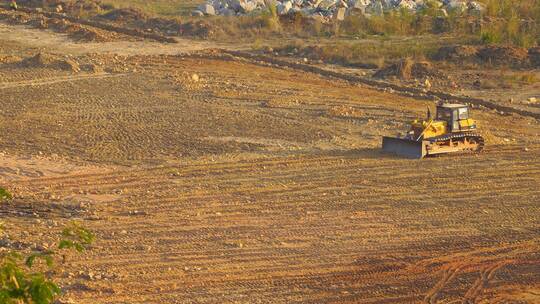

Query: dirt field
[1,21,540,304]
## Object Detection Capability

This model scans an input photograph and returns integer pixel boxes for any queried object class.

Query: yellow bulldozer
[382,103,484,158]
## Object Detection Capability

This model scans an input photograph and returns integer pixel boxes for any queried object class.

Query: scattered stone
[277,1,293,15]
[191,73,200,82]
[198,4,216,15]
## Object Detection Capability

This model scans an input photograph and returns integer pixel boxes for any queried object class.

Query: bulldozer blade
[382,137,427,159]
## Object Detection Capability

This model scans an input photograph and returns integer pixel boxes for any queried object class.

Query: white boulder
[277,0,293,14]
[366,0,384,15]
[198,3,216,15]
[446,0,467,13]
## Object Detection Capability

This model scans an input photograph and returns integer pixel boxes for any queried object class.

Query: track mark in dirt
[462,262,509,303]
[424,265,462,304]
[0,73,126,89]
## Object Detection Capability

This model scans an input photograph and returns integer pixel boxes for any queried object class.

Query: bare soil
[0,21,539,304]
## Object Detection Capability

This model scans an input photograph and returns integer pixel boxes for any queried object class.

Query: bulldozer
[382,103,484,158]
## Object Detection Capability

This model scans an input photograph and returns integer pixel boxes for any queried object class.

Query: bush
[0,222,95,304]
[0,188,12,202]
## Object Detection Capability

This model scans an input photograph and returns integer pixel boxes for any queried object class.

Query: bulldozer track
[0,73,125,90]
[428,132,485,153]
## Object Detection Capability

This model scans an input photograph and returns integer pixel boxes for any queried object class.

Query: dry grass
[102,0,201,16]
[266,36,456,67]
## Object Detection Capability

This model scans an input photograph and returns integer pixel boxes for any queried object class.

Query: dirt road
[0,23,245,55]
[1,23,539,303]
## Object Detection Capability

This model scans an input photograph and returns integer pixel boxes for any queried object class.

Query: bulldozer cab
[436,104,469,132]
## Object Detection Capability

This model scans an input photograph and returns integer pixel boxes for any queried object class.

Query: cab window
[458,108,469,120]
[437,109,452,120]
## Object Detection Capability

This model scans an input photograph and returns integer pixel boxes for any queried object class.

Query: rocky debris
[327,105,362,118]
[0,55,22,64]
[192,0,486,21]
[374,59,441,80]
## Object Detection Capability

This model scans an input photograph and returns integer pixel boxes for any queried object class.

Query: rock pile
[192,0,486,21]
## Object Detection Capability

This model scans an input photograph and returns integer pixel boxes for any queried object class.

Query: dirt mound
[477,45,529,65]
[374,59,442,80]
[67,27,110,42]
[433,45,479,61]
[19,53,80,72]
[100,8,148,22]
[18,0,110,14]
[20,52,58,67]
[529,47,540,67]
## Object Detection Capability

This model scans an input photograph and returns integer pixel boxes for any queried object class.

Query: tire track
[0,73,126,89]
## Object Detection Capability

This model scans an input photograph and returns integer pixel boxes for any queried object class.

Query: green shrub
[0,222,95,304]
[0,188,12,202]
[0,253,61,304]
[481,30,502,44]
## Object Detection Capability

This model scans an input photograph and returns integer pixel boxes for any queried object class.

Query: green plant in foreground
[0,222,95,304]
[58,222,95,253]
[0,188,12,202]
[0,253,60,304]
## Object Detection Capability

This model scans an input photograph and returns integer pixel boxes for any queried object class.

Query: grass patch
[102,0,202,16]
[504,72,539,85]
[267,36,469,67]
